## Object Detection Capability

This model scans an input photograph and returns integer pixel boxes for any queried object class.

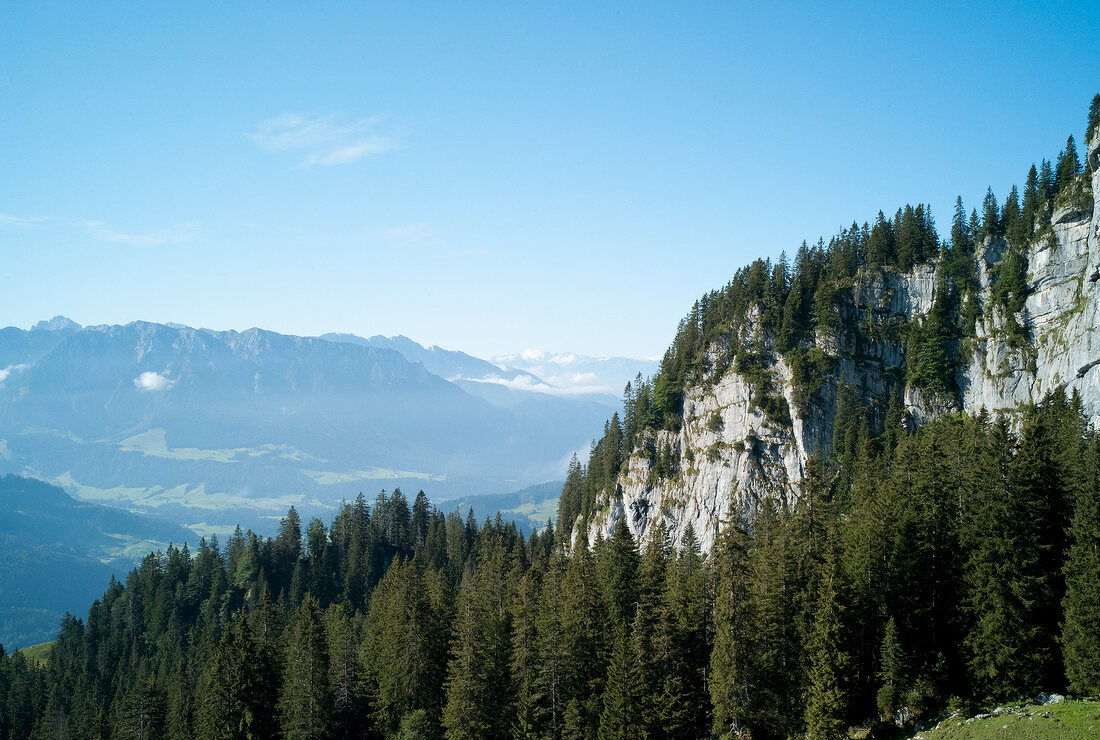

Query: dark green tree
[195,613,276,739]
[1063,436,1100,694]
[596,625,644,740]
[278,594,332,739]
[803,540,848,740]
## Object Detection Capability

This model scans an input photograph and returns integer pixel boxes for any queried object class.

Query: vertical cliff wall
[587,133,1100,552]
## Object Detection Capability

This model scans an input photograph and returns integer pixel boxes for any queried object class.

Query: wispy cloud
[84,221,196,247]
[0,364,29,384]
[249,113,396,166]
[0,212,43,229]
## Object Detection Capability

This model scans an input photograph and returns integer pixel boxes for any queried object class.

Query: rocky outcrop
[587,134,1100,552]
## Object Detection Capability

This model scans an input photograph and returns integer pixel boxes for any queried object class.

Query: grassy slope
[16,641,54,666]
[906,700,1100,739]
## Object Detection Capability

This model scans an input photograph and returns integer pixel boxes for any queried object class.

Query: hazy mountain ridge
[0,320,611,532]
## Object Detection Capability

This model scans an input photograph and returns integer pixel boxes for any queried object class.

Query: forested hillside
[561,94,1100,551]
[0,476,195,649]
[1,392,1099,738]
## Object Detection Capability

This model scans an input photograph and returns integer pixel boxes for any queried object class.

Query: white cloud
[249,113,395,166]
[134,371,177,392]
[0,364,29,383]
[84,221,196,247]
[458,374,612,397]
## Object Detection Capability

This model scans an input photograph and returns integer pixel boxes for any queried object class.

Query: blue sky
[3,1,1099,359]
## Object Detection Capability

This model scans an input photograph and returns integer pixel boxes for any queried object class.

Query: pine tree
[510,568,544,739]
[325,604,362,740]
[195,612,275,739]
[597,625,644,740]
[1003,184,1023,246]
[1022,163,1040,237]
[980,187,1000,240]
[1056,135,1081,194]
[442,539,514,740]
[876,617,906,720]
[1062,436,1100,694]
[278,594,333,739]
[804,539,849,740]
[597,518,639,628]
[442,568,494,740]
[709,512,755,739]
[963,416,1052,699]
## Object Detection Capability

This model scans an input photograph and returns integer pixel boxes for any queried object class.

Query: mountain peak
[31,316,81,333]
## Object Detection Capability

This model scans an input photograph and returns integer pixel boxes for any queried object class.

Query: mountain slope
[0,475,194,649]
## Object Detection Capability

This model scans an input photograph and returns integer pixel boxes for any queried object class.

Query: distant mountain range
[0,318,651,535]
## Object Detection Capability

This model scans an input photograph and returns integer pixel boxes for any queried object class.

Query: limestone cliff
[586,132,1100,552]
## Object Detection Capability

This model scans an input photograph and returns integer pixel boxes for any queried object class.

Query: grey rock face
[588,136,1100,552]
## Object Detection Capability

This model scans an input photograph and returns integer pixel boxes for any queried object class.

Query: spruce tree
[510,568,545,739]
[442,540,513,740]
[442,568,494,740]
[1003,184,1023,245]
[964,416,1052,699]
[597,518,639,628]
[804,539,849,740]
[1056,135,1081,193]
[634,522,671,736]
[325,604,362,740]
[1022,164,1040,237]
[876,617,906,720]
[559,538,606,738]
[1062,436,1100,694]
[657,524,709,738]
[534,554,569,738]
[980,187,1000,240]
[596,625,644,740]
[279,594,333,740]
[195,613,274,739]
[709,512,755,739]
[361,558,450,737]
